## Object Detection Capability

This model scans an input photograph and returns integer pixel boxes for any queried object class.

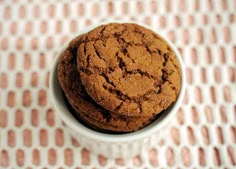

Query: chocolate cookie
[77,23,181,117]
[57,35,155,133]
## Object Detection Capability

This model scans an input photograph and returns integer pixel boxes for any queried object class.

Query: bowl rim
[50,20,186,143]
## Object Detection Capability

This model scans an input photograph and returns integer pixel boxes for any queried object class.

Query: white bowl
[50,21,186,158]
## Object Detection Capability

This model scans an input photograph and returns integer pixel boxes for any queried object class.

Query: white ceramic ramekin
[50,21,186,158]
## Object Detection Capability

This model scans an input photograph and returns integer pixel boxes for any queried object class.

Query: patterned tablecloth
[0,0,235,168]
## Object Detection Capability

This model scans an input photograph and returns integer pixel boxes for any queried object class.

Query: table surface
[0,0,236,168]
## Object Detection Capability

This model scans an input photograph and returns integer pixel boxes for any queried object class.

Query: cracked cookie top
[57,34,154,132]
[77,23,181,117]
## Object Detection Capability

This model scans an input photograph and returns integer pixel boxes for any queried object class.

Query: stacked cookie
[57,23,181,133]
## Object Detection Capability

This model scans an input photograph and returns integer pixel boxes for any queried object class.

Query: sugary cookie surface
[77,23,181,117]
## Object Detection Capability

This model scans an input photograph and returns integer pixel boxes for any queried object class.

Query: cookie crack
[114,102,123,111]
[165,79,178,96]
[82,37,92,69]
[159,53,169,93]
[102,84,130,101]
[143,89,159,100]
[100,72,116,87]
[126,69,156,79]
[116,51,126,72]
[168,55,180,72]
[137,102,143,115]
[86,54,91,68]
[93,42,106,62]
[125,48,135,63]
[102,83,159,104]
